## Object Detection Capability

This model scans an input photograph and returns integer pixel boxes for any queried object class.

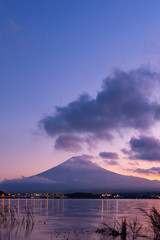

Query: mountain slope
[33,156,160,193]
[1,156,160,193]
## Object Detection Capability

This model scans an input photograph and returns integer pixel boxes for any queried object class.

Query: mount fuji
[1,156,160,193]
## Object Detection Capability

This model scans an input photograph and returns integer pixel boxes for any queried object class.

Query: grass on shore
[0,204,34,240]
[96,206,160,240]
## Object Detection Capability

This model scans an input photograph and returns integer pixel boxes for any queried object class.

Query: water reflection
[25,199,27,211]
[17,198,19,216]
[0,198,160,239]
[115,199,118,220]
[8,199,10,216]
[2,198,4,215]
[46,199,48,216]
[101,200,103,221]
[0,199,34,240]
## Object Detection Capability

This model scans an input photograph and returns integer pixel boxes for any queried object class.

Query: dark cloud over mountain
[123,135,160,161]
[99,151,119,159]
[134,167,160,175]
[39,68,160,151]
[55,134,82,152]
[103,159,119,165]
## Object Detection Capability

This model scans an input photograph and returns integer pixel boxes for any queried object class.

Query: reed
[96,218,128,239]
[140,206,160,240]
[128,218,146,239]
[0,204,34,240]
[96,214,147,239]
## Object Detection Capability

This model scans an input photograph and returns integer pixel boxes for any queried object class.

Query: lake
[0,198,160,240]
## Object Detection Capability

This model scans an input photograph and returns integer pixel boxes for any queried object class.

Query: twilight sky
[1,0,160,181]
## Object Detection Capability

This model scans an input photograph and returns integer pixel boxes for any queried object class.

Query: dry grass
[140,206,160,240]
[0,204,34,240]
[128,218,146,240]
[96,215,147,239]
[96,218,128,239]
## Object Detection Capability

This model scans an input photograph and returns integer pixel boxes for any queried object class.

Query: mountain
[1,156,160,193]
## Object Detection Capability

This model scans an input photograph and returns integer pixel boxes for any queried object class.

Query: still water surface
[1,198,160,240]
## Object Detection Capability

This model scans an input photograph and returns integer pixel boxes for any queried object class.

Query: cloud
[39,67,160,150]
[133,168,154,174]
[103,159,119,165]
[1,176,56,184]
[99,151,119,159]
[128,162,139,166]
[133,167,160,175]
[55,134,82,152]
[80,154,94,160]
[0,176,57,194]
[121,148,131,155]
[123,135,160,161]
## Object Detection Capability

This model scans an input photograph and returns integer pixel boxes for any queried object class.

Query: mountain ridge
[1,156,160,193]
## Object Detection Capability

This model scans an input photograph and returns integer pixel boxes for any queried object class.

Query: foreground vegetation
[0,204,34,240]
[96,206,160,239]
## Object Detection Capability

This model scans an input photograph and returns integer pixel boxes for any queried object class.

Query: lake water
[0,198,160,240]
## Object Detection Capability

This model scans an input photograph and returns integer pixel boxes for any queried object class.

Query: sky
[1,0,160,181]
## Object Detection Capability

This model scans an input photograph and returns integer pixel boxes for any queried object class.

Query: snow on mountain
[1,156,160,193]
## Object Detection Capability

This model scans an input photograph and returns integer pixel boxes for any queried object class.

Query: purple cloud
[99,151,119,159]
[2,176,56,184]
[128,162,139,166]
[121,148,131,155]
[103,159,119,165]
[134,167,160,175]
[39,67,160,150]
[55,134,82,152]
[123,135,160,161]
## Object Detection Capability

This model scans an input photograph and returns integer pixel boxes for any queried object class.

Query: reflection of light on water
[2,199,4,215]
[46,199,48,216]
[35,199,37,210]
[0,199,159,240]
[62,199,64,216]
[26,199,28,211]
[57,200,60,215]
[18,198,19,216]
[113,199,119,221]
[37,199,40,210]
[32,199,35,211]
[8,199,10,216]
[40,199,42,213]
[115,200,119,220]
[51,199,54,215]
[33,199,35,209]
[101,200,103,221]
[106,199,110,213]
